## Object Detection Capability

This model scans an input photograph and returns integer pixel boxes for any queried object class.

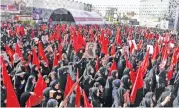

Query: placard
[83,42,97,58]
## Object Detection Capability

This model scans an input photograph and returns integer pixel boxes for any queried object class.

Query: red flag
[58,43,62,61]
[148,33,153,39]
[130,41,135,54]
[73,33,84,53]
[64,74,75,97]
[38,41,48,65]
[53,51,58,67]
[20,26,25,36]
[1,58,20,107]
[130,66,144,103]
[32,49,40,68]
[77,31,86,47]
[137,40,143,50]
[75,84,81,107]
[171,48,179,66]
[16,26,20,36]
[141,49,150,75]
[152,42,160,61]
[167,65,174,81]
[5,45,14,64]
[109,61,117,76]
[125,56,133,70]
[130,70,136,85]
[54,32,59,41]
[95,58,99,72]
[101,38,109,55]
[99,30,104,45]
[15,43,24,60]
[130,50,149,103]
[159,46,168,69]
[82,90,92,107]
[116,30,122,47]
[41,24,46,31]
[111,44,116,56]
[26,72,47,107]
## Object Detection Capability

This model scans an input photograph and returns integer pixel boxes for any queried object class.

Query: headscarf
[47,99,58,107]
[50,80,59,90]
[24,75,36,92]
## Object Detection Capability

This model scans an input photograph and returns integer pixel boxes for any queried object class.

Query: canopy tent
[49,8,105,25]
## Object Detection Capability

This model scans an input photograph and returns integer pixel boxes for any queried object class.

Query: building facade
[92,4,140,18]
[139,0,170,19]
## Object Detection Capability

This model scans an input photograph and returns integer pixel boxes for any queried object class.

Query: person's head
[44,62,48,67]
[112,79,121,89]
[47,99,58,108]
[111,70,118,79]
[88,43,94,51]
[90,87,100,98]
[43,75,50,84]
[121,75,132,89]
[49,71,57,81]
[43,87,52,99]
[50,80,59,90]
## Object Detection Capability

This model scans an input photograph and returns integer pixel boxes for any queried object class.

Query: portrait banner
[83,42,97,58]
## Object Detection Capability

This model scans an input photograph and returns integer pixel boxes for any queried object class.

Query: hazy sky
[75,0,140,5]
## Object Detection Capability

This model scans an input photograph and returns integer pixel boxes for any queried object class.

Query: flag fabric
[38,41,48,65]
[77,31,86,47]
[130,70,136,85]
[130,66,144,103]
[5,45,14,64]
[130,50,149,103]
[64,74,74,97]
[15,43,24,60]
[82,90,92,107]
[20,26,25,36]
[137,40,143,50]
[101,38,109,55]
[26,72,47,107]
[1,58,20,107]
[32,49,40,68]
[73,34,84,53]
[171,48,179,66]
[159,46,168,69]
[125,56,133,70]
[116,30,122,47]
[95,58,99,72]
[109,61,117,76]
[75,84,81,107]
[152,42,159,61]
[58,43,62,61]
[16,25,20,36]
[41,24,46,31]
[53,51,58,67]
[111,44,116,56]
[99,30,104,45]
[130,41,135,54]
[167,65,174,81]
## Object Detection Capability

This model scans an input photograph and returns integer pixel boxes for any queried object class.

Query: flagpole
[60,75,83,107]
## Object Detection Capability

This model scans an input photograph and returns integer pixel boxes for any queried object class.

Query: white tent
[49,8,105,25]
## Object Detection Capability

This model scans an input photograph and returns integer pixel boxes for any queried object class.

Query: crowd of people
[0,21,179,107]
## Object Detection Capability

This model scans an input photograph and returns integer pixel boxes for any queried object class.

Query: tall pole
[174,7,179,31]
